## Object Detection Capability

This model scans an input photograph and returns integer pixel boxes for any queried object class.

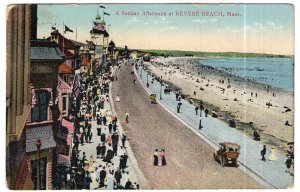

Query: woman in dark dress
[161,149,167,166]
[153,149,159,166]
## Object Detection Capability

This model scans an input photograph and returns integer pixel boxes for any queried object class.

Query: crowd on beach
[149,57,293,140]
[148,56,294,177]
[53,60,140,190]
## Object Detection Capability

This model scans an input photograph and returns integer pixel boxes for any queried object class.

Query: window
[62,96,67,112]
[31,91,48,122]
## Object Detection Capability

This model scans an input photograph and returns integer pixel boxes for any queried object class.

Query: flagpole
[103,9,105,23]
[76,27,77,41]
[62,21,64,54]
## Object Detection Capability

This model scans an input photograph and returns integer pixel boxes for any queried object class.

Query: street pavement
[110,61,262,189]
[136,64,294,189]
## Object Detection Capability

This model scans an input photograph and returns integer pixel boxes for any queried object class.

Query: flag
[100,5,106,9]
[104,12,110,16]
[64,25,73,33]
[51,26,56,30]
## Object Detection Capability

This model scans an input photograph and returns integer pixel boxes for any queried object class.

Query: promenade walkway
[135,64,293,189]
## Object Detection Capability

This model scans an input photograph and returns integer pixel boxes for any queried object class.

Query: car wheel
[221,158,226,167]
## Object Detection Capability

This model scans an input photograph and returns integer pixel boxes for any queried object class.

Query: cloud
[160,25,178,30]
[193,18,217,24]
[193,19,208,24]
[234,21,284,33]
[126,17,144,23]
[254,22,262,28]
[233,25,258,33]
[153,16,171,25]
[209,18,217,23]
[266,21,275,26]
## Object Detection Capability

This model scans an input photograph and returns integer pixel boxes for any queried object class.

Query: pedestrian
[204,108,209,117]
[108,122,113,133]
[103,115,107,126]
[268,147,277,161]
[112,123,117,133]
[153,149,159,166]
[116,95,120,102]
[290,160,294,176]
[120,153,128,172]
[199,104,204,117]
[96,143,101,159]
[100,133,106,144]
[195,106,199,115]
[114,169,122,187]
[100,143,106,159]
[161,149,167,166]
[287,145,294,158]
[113,142,118,155]
[121,133,127,148]
[99,167,107,187]
[125,112,129,123]
[105,144,114,163]
[97,127,101,136]
[125,179,133,189]
[261,145,266,161]
[285,158,292,173]
[82,152,87,164]
[107,134,112,145]
[89,132,93,143]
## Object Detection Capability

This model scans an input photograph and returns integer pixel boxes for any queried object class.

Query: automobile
[149,94,157,104]
[164,86,171,94]
[213,142,240,167]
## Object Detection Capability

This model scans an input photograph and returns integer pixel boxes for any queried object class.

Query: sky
[37,3,294,55]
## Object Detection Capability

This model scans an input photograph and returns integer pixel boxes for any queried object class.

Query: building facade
[6,4,33,190]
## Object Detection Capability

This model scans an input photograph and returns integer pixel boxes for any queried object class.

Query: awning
[26,125,56,153]
[58,77,72,93]
[57,154,70,165]
[62,118,74,133]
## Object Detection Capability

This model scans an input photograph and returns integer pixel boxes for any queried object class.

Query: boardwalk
[111,61,261,189]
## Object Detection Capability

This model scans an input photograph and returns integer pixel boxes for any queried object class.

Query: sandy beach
[144,57,294,152]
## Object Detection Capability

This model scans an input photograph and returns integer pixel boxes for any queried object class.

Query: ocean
[199,57,294,91]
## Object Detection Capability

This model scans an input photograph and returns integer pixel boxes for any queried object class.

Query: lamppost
[36,139,42,190]
[160,75,162,100]
[146,71,149,88]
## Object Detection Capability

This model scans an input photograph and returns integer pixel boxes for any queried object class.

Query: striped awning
[58,77,72,93]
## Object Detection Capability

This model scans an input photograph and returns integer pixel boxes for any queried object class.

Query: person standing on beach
[261,145,267,161]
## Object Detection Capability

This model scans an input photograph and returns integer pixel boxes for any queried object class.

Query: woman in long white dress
[268,147,277,161]
[90,171,98,190]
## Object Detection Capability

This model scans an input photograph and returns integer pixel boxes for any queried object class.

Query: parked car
[213,142,240,167]
[149,94,157,104]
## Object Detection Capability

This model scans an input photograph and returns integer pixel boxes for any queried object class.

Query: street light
[160,75,162,100]
[36,139,42,190]
[146,71,149,88]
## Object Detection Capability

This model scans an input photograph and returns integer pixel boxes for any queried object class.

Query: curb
[109,65,151,189]
[134,65,275,189]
